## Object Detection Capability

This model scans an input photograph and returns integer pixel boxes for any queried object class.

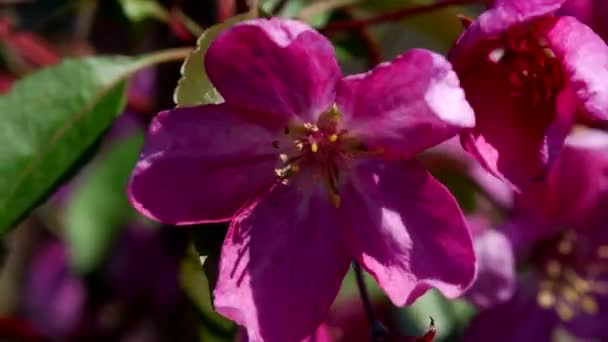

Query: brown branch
[322,0,479,33]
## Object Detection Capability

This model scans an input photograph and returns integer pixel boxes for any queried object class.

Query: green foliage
[0,57,137,235]
[118,0,168,22]
[181,243,235,340]
[173,13,256,107]
[63,132,144,273]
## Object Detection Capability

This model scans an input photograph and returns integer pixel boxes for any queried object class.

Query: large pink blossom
[128,18,476,342]
[450,0,608,190]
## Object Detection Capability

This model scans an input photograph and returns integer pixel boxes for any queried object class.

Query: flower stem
[135,47,193,70]
[352,262,389,342]
[322,0,480,33]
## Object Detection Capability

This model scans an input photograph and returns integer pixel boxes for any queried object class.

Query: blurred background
[0,0,603,341]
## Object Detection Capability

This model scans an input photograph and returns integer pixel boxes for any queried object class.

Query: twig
[352,262,389,342]
[322,0,479,33]
[342,7,382,68]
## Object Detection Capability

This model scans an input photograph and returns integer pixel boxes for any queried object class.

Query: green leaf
[173,13,256,107]
[0,47,193,236]
[0,56,139,235]
[62,132,144,273]
[118,0,169,22]
[181,244,235,338]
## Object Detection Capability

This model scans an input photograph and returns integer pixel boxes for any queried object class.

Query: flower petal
[205,18,341,128]
[459,57,576,191]
[464,287,557,342]
[478,0,567,34]
[214,183,350,342]
[339,159,476,305]
[467,220,516,309]
[128,104,277,224]
[512,133,608,237]
[336,49,474,159]
[547,16,608,121]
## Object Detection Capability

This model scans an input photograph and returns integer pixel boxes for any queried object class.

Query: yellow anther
[329,134,338,142]
[546,260,562,278]
[581,296,599,315]
[537,290,556,308]
[329,193,341,208]
[561,286,579,303]
[311,142,319,153]
[556,303,575,321]
[597,245,608,259]
[558,239,573,255]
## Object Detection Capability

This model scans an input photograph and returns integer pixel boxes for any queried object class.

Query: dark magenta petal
[548,16,608,121]
[128,104,277,224]
[339,159,476,305]
[459,58,576,191]
[336,49,474,159]
[25,243,85,337]
[206,18,341,128]
[214,183,350,342]
[464,287,558,342]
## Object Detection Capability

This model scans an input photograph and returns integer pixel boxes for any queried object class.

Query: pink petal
[214,183,350,342]
[467,220,516,309]
[336,49,474,159]
[205,18,341,128]
[547,16,608,121]
[513,131,608,236]
[339,160,476,306]
[479,0,567,34]
[459,58,576,191]
[128,104,277,224]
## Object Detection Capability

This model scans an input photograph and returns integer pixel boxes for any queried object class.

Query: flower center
[533,231,608,321]
[271,105,366,208]
[489,17,564,110]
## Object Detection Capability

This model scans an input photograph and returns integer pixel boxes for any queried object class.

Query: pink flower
[128,18,476,342]
[465,129,608,341]
[450,0,608,190]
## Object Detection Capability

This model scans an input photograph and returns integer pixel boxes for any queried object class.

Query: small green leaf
[173,13,256,107]
[63,132,144,273]
[0,56,139,235]
[181,244,235,337]
[118,0,169,22]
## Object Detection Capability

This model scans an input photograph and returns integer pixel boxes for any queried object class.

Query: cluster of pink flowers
[127,0,608,340]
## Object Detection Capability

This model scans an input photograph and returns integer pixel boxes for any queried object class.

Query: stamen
[597,245,608,259]
[488,47,505,63]
[537,290,556,308]
[556,302,575,321]
[546,260,562,278]
[581,295,599,315]
[329,193,341,208]
[561,286,579,303]
[558,239,573,255]
[311,142,318,153]
[329,134,338,142]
